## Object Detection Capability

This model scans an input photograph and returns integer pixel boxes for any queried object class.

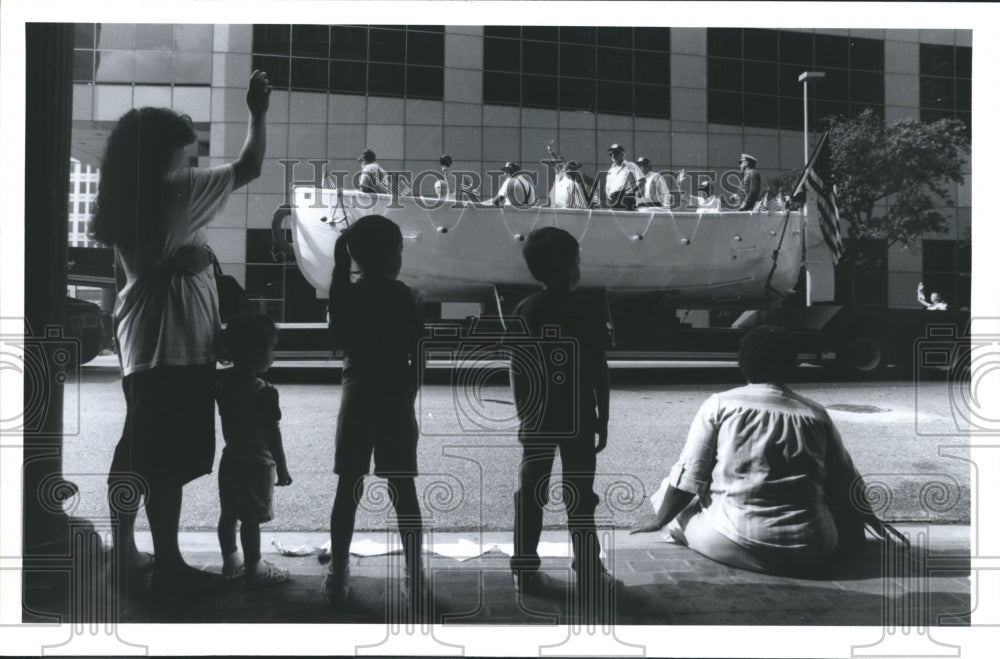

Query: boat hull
[290,187,809,308]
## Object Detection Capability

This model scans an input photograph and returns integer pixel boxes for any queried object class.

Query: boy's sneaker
[512,570,553,596]
[245,560,289,589]
[323,566,350,608]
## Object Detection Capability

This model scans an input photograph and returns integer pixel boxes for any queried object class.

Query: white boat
[285,187,823,308]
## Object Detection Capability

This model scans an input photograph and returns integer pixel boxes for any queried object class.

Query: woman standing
[94,71,270,595]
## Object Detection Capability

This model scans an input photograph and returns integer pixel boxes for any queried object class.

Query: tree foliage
[822,109,969,249]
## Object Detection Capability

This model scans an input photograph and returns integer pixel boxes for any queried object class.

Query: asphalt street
[60,361,971,535]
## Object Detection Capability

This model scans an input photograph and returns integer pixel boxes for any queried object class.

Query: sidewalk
[94,525,971,627]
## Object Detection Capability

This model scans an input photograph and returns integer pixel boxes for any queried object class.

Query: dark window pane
[743,93,780,129]
[409,25,444,33]
[485,37,520,72]
[779,31,813,66]
[955,46,971,79]
[485,26,520,39]
[744,60,778,95]
[246,229,277,263]
[484,71,520,105]
[284,268,327,322]
[707,28,741,58]
[815,99,849,123]
[253,25,291,55]
[708,90,743,124]
[522,74,558,109]
[920,44,954,77]
[921,76,954,109]
[708,57,742,91]
[598,27,633,49]
[73,50,94,82]
[850,70,884,104]
[560,26,596,45]
[406,65,443,99]
[635,50,669,85]
[407,30,444,66]
[369,28,406,63]
[252,54,289,89]
[815,67,849,100]
[559,77,595,111]
[922,239,956,273]
[849,37,883,71]
[598,80,633,115]
[522,26,557,42]
[246,265,284,299]
[330,60,367,94]
[522,40,557,75]
[780,96,804,131]
[956,78,971,112]
[815,34,849,69]
[920,107,953,124]
[74,23,95,49]
[560,43,595,78]
[598,47,633,82]
[368,62,405,96]
[635,84,669,118]
[779,63,804,97]
[291,25,329,58]
[743,29,778,61]
[290,57,328,91]
[958,242,971,273]
[331,26,367,60]
[635,27,670,52]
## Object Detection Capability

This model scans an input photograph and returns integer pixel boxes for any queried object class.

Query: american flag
[793,130,845,264]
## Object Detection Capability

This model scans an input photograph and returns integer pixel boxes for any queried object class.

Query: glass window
[559,77,596,111]
[246,229,278,263]
[955,46,971,79]
[73,50,94,82]
[708,90,742,124]
[635,83,669,117]
[245,264,284,299]
[174,24,213,52]
[597,47,633,82]
[406,30,444,66]
[814,67,849,101]
[522,26,557,42]
[635,27,670,53]
[484,37,520,72]
[849,37,883,71]
[707,28,742,58]
[292,25,329,58]
[485,26,521,39]
[74,23,96,49]
[779,30,812,66]
[956,78,971,112]
[291,57,329,91]
[173,52,212,85]
[743,29,778,61]
[598,27,633,49]
[815,99,849,123]
[368,62,406,96]
[133,51,172,84]
[744,60,778,96]
[406,65,443,99]
[284,268,327,322]
[523,40,557,76]
[920,44,953,77]
[252,54,290,89]
[850,69,884,105]
[330,60,366,94]
[252,25,291,55]
[598,80,633,115]
[779,96,804,131]
[920,76,953,110]
[560,43,596,78]
[743,93,780,129]
[560,26,596,46]
[331,26,367,60]
[522,74,558,109]
[483,71,520,105]
[708,57,742,91]
[635,50,669,85]
[135,24,173,51]
[814,34,849,69]
[779,63,803,98]
[368,28,406,63]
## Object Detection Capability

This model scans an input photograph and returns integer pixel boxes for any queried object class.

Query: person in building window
[491,162,538,208]
[357,149,388,194]
[738,153,762,211]
[550,160,590,209]
[636,157,669,209]
[604,144,643,210]
[917,282,948,310]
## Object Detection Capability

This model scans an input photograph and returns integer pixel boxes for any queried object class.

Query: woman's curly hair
[90,107,197,249]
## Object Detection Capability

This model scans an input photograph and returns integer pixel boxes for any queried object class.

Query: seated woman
[630,325,884,576]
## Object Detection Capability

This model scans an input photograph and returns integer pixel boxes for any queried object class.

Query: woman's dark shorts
[108,364,216,487]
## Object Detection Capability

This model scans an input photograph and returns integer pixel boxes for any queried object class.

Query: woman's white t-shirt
[114,165,235,376]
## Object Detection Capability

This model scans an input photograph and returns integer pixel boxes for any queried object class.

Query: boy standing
[508,227,616,599]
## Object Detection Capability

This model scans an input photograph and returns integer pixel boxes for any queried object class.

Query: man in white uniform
[357,148,388,194]
[492,161,537,208]
[604,144,643,210]
[550,160,590,209]
[636,157,669,209]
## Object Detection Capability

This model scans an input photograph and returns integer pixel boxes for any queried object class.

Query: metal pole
[803,80,809,164]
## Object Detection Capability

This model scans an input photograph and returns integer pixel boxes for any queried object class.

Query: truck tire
[839,333,885,378]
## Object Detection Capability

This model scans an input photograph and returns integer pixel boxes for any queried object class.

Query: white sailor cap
[740,153,757,164]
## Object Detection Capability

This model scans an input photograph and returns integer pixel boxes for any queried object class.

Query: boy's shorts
[334,385,418,478]
[219,454,275,523]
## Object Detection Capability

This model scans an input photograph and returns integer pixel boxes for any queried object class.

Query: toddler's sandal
[222,563,246,581]
[246,560,290,589]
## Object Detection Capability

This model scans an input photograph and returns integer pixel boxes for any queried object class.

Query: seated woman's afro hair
[738,324,799,384]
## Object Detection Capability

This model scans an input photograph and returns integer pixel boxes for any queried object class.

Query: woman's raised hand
[247,70,272,116]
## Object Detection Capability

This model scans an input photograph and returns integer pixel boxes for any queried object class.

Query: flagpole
[799,71,825,307]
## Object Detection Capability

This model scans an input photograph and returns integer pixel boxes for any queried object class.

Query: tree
[822,109,970,249]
